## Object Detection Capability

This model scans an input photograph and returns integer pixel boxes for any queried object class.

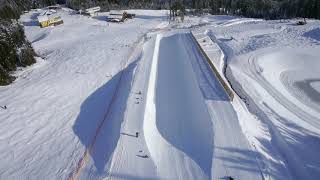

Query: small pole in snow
[136,132,139,138]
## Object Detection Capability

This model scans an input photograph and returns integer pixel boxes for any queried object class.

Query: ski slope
[142,31,261,180]
[1,7,320,180]
[0,8,168,179]
[80,30,262,179]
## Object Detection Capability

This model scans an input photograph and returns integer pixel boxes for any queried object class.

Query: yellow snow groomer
[38,15,63,28]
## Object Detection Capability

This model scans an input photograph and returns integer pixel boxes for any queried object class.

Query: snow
[144,32,213,180]
[1,6,320,180]
[198,17,320,180]
[0,8,167,179]
[37,15,48,22]
[228,47,320,179]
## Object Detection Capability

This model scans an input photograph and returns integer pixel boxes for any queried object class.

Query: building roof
[37,15,48,22]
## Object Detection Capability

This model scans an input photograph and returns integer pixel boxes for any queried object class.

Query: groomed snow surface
[0,8,320,180]
[200,16,320,180]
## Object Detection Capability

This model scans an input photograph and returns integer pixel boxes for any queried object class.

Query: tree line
[2,0,318,20]
[0,0,319,85]
[208,0,320,19]
[64,0,320,19]
[0,0,42,85]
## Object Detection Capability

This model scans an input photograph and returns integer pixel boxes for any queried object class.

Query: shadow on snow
[73,60,138,175]
[303,28,320,42]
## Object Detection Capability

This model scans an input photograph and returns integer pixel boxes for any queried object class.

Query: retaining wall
[191,30,234,101]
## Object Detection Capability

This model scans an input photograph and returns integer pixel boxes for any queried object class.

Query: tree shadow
[93,15,107,22]
[22,21,39,27]
[303,28,320,42]
[135,15,166,20]
[263,103,320,179]
[30,12,40,20]
[31,33,48,43]
[73,60,138,174]
[215,146,265,174]
[108,172,159,180]
[303,28,320,45]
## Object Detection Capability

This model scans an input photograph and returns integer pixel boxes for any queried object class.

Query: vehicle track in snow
[247,54,320,128]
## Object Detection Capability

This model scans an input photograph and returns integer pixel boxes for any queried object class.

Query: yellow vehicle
[48,16,63,26]
[38,15,63,28]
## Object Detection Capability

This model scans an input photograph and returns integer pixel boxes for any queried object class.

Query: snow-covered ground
[0,8,167,179]
[196,16,320,180]
[0,7,320,180]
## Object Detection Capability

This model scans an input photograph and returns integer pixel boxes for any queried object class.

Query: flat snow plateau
[0,8,320,180]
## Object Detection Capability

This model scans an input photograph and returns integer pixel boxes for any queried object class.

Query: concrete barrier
[190,31,234,101]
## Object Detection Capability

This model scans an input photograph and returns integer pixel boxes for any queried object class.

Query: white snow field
[0,8,167,179]
[196,16,320,180]
[0,7,320,180]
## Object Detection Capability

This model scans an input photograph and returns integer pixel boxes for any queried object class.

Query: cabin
[37,15,63,28]
[47,5,61,10]
[41,9,57,16]
[84,6,101,17]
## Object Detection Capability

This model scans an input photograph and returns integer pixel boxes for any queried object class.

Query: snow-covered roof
[40,9,57,16]
[37,15,48,22]
[85,6,100,13]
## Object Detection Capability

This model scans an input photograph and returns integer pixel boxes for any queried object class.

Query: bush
[18,44,36,67]
[0,66,16,85]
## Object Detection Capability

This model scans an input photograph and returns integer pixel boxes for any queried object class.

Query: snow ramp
[144,33,213,180]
